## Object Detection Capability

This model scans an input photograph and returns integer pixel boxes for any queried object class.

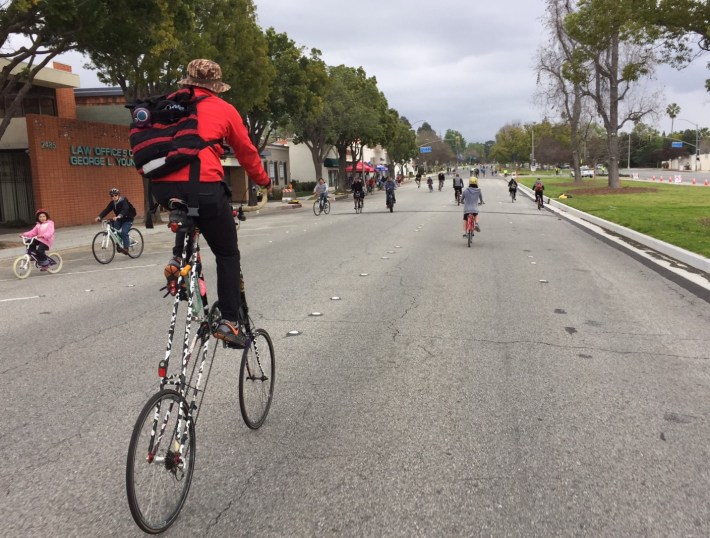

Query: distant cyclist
[508,176,518,201]
[351,176,365,208]
[314,177,329,209]
[438,171,445,191]
[452,173,464,201]
[426,176,433,192]
[533,178,545,206]
[461,177,484,235]
[384,176,397,205]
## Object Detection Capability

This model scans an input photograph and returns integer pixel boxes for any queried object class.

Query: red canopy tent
[345,162,375,173]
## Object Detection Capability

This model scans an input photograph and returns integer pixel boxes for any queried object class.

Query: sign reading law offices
[67,144,135,167]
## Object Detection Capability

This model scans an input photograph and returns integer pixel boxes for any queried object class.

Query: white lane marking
[0,295,40,303]
[52,264,157,276]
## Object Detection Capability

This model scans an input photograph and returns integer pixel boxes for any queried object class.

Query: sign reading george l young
[68,145,135,167]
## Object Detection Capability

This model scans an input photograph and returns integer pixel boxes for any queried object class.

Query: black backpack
[126,199,137,218]
[126,88,221,215]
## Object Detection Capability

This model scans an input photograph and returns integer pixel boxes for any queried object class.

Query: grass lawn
[516,175,710,258]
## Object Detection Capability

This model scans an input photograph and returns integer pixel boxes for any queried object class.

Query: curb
[515,182,710,278]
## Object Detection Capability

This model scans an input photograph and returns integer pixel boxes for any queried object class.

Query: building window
[279,162,287,185]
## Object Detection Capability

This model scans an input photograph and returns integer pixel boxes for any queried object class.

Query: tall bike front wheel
[126,389,196,534]
[322,199,331,214]
[126,228,144,259]
[92,231,115,264]
[239,328,275,429]
[313,200,322,216]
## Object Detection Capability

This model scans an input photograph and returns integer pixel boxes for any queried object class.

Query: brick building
[0,61,290,227]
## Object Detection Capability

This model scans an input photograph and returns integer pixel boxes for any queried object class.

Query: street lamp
[677,118,700,172]
[530,122,536,170]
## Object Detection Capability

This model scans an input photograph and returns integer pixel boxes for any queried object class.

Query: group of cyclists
[313,167,544,236]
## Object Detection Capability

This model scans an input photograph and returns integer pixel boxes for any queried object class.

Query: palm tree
[666,103,681,134]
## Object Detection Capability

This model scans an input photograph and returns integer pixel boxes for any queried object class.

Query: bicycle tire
[323,200,330,215]
[239,328,275,429]
[46,252,63,274]
[12,256,31,279]
[313,201,321,216]
[126,228,144,259]
[126,389,195,534]
[92,231,115,264]
[468,229,472,248]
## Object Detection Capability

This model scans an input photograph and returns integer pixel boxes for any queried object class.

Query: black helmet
[109,187,120,196]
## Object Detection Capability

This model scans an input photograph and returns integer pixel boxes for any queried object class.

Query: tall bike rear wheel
[92,231,115,264]
[313,200,322,216]
[239,328,275,429]
[126,389,195,534]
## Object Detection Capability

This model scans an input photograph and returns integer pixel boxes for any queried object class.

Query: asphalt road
[2,177,709,537]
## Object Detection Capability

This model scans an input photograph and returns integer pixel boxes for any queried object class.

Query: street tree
[384,111,418,177]
[565,0,663,188]
[536,0,588,183]
[666,103,680,134]
[444,129,466,161]
[326,65,388,191]
[243,29,326,154]
[489,123,529,167]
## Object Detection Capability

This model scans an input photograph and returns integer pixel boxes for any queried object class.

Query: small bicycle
[465,213,475,248]
[125,199,274,534]
[455,189,462,205]
[313,196,331,216]
[13,237,63,279]
[92,219,144,264]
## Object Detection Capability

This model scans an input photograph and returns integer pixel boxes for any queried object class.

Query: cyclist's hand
[94,217,100,222]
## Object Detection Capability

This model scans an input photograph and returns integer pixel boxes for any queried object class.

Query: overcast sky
[59,0,710,143]
[252,0,710,143]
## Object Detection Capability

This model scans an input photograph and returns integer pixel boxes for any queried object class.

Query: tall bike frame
[125,201,274,534]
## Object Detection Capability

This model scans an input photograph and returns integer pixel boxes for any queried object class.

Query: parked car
[570,166,594,178]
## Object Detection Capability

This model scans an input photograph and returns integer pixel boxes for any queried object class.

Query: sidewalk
[0,198,295,262]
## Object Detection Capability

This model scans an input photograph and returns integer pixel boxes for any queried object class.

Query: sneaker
[462,233,467,237]
[117,246,127,254]
[39,265,49,272]
[475,224,481,232]
[213,319,247,348]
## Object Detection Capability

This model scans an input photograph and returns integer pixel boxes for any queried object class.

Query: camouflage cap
[178,59,231,93]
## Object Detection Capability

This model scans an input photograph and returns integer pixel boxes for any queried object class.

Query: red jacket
[155,87,271,187]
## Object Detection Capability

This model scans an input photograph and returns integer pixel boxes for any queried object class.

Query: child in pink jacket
[21,209,55,270]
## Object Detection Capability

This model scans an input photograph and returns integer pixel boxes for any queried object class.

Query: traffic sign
[420,146,432,153]
[671,141,683,148]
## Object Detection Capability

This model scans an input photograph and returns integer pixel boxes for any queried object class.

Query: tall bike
[13,237,63,279]
[126,200,275,534]
[92,219,144,264]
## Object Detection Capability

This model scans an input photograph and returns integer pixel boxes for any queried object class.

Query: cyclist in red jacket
[151,59,271,348]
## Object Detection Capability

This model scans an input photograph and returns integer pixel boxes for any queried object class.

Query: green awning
[323,158,338,168]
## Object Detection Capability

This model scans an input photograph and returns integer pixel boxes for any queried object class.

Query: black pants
[29,239,48,262]
[152,181,241,321]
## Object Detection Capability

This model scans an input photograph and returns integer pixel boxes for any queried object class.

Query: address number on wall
[41,141,57,149]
